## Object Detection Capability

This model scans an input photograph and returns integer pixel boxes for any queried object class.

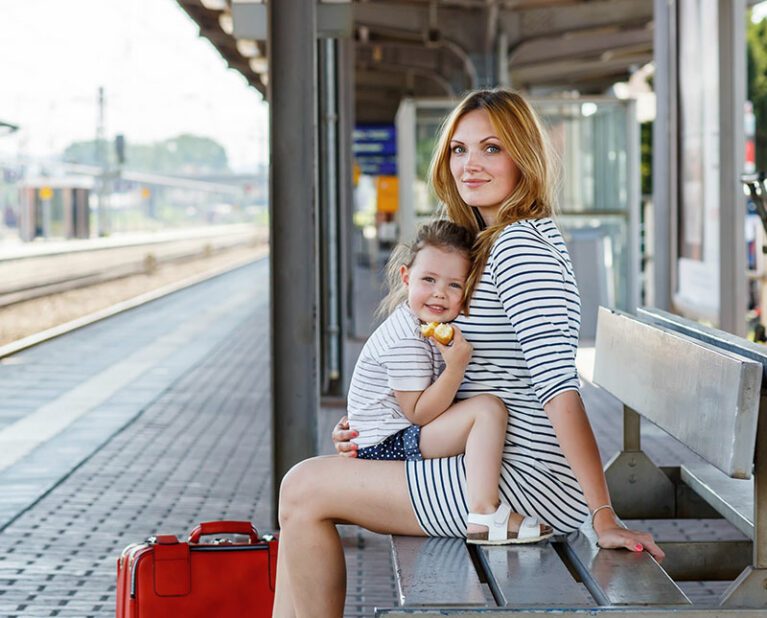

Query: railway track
[0,231,268,358]
[0,226,264,308]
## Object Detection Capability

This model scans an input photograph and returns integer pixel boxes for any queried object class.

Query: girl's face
[448,108,521,225]
[400,245,470,323]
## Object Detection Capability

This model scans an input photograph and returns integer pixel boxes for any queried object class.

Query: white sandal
[466,503,554,545]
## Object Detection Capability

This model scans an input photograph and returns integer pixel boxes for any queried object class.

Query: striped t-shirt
[347,302,444,448]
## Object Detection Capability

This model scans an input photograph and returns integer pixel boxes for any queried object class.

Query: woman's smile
[461,178,489,188]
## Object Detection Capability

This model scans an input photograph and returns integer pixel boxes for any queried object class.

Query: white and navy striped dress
[406,218,590,536]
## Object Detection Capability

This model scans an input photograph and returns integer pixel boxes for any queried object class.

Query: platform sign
[354,124,396,176]
[356,158,397,176]
[376,176,398,213]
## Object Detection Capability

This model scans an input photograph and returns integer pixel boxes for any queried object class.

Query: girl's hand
[332,416,358,458]
[435,326,472,368]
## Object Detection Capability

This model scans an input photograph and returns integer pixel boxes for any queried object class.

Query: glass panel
[414,107,448,217]
[534,99,630,214]
[558,214,630,335]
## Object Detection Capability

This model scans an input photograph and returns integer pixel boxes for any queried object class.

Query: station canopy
[177,0,653,122]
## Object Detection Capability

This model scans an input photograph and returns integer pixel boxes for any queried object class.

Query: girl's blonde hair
[428,89,557,302]
[378,220,475,317]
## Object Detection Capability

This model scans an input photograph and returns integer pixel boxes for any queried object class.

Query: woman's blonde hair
[428,89,557,301]
[378,220,475,317]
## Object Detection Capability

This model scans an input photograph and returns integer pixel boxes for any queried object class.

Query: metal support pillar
[337,37,355,389]
[318,35,354,396]
[395,99,417,244]
[718,0,746,336]
[497,31,509,89]
[604,406,675,519]
[651,0,676,312]
[756,395,767,569]
[269,0,318,527]
[623,406,641,452]
[720,391,767,607]
[626,99,641,313]
[319,38,342,395]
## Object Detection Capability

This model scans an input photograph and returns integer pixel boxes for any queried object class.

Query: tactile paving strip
[0,311,272,617]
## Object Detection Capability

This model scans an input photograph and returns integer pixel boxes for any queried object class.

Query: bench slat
[377,609,767,617]
[477,543,592,607]
[390,536,489,607]
[638,307,767,377]
[564,526,691,606]
[681,462,754,539]
[594,307,761,479]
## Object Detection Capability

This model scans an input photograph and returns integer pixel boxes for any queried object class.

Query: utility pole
[95,86,107,237]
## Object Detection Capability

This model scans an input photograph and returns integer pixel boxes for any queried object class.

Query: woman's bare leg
[419,395,532,535]
[274,455,423,618]
[272,537,297,617]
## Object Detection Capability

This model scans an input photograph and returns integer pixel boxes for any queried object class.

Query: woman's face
[448,109,520,225]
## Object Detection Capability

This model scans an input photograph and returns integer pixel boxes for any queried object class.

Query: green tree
[62,138,112,167]
[748,10,767,171]
[640,121,652,196]
[63,134,230,174]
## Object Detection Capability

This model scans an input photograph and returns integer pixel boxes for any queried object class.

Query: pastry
[433,323,454,345]
[420,322,437,338]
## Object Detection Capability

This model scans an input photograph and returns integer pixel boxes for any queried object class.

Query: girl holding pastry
[346,219,549,544]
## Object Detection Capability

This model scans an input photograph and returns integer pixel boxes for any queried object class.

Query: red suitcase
[116,521,278,617]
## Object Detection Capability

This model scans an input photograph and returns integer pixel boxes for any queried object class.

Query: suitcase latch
[152,538,191,596]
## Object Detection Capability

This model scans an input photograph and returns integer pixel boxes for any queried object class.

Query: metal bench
[631,307,767,607]
[375,307,767,616]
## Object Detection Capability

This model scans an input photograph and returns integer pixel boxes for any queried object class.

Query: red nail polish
[634,543,643,552]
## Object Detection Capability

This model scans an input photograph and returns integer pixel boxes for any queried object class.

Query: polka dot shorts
[357,425,423,461]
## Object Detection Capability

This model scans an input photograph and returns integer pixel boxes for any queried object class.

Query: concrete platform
[0,223,258,262]
[0,256,747,616]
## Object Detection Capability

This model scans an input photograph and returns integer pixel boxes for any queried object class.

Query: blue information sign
[354,124,397,176]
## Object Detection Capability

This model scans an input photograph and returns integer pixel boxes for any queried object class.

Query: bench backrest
[593,307,762,479]
[638,306,767,384]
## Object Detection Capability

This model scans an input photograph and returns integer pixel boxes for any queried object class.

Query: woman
[273,89,664,618]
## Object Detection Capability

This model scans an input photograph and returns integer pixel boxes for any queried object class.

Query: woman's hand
[593,509,665,561]
[544,392,665,563]
[332,416,358,458]
[435,326,473,368]
[597,526,665,562]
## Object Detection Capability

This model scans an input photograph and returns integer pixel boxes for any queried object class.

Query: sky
[0,0,268,172]
[3,1,767,175]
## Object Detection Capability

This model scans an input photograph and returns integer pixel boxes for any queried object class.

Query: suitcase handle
[188,521,259,544]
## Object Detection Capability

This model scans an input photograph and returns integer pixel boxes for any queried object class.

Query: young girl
[346,219,552,544]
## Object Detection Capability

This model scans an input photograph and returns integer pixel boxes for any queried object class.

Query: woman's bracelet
[590,503,615,526]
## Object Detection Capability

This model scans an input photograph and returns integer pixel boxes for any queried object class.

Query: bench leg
[721,404,767,608]
[754,397,767,570]
[604,407,675,518]
[719,566,767,607]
